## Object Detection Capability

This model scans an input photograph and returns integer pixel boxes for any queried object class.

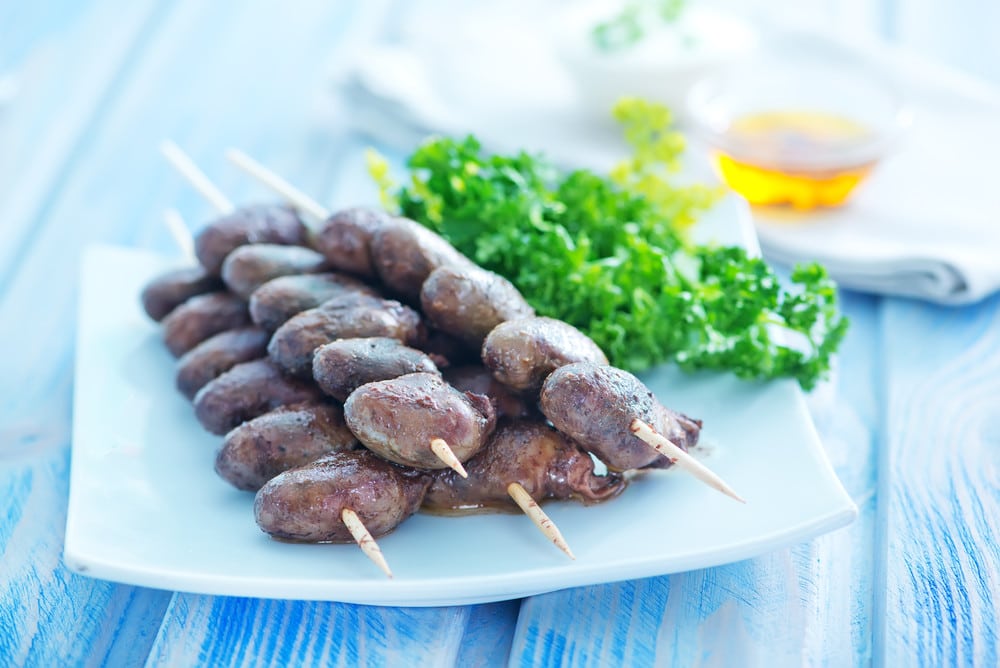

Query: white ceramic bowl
[554,5,759,119]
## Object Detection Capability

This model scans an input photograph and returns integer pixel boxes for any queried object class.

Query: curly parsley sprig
[368,99,848,390]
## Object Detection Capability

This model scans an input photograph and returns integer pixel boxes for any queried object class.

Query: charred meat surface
[313,337,439,402]
[540,362,695,470]
[424,419,625,512]
[344,372,496,469]
[482,317,609,392]
[309,207,391,278]
[162,292,250,357]
[175,326,269,399]
[193,358,322,435]
[443,365,538,420]
[221,243,329,299]
[268,293,425,378]
[370,217,476,303]
[420,265,535,348]
[140,266,222,321]
[254,450,430,543]
[194,204,308,275]
[216,402,358,491]
[249,272,378,332]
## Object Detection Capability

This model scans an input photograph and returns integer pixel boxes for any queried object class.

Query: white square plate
[64,198,856,606]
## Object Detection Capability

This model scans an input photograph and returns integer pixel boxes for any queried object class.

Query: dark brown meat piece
[268,293,425,378]
[420,265,535,348]
[540,362,699,471]
[482,317,608,392]
[313,337,439,402]
[344,372,496,470]
[370,217,476,303]
[221,244,329,299]
[215,402,358,491]
[193,359,322,435]
[175,326,270,399]
[254,450,431,543]
[194,204,308,275]
[423,420,626,512]
[162,292,250,357]
[248,272,378,332]
[309,207,392,278]
[443,365,538,420]
[140,266,222,321]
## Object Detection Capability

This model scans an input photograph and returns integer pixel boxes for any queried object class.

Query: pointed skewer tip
[340,508,393,578]
[507,482,576,560]
[629,418,746,504]
[430,438,469,478]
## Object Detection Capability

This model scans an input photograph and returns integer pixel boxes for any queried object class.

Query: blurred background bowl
[684,35,912,208]
[554,4,759,120]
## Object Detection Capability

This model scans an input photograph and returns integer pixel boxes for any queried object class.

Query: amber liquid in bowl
[713,111,876,210]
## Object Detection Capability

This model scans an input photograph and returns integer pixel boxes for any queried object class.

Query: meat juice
[713,110,875,210]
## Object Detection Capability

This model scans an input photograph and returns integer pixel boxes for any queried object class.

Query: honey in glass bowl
[714,110,877,209]
[685,35,910,212]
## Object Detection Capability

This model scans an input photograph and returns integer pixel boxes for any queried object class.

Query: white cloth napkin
[332,18,1000,305]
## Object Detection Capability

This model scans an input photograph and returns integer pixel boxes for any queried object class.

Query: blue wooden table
[1,2,998,666]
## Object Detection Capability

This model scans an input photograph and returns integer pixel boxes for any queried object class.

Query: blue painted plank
[0,1,178,665]
[0,0,170,297]
[510,291,882,667]
[0,448,172,667]
[875,295,1000,667]
[145,597,518,668]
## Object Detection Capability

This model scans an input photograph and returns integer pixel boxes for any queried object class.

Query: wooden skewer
[507,483,576,560]
[160,140,235,215]
[162,209,197,264]
[340,508,393,578]
[225,148,329,221]
[429,438,469,478]
[630,418,746,503]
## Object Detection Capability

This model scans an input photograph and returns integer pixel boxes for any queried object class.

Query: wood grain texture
[510,291,882,667]
[0,2,178,665]
[0,449,171,667]
[875,295,1000,667]
[145,596,516,667]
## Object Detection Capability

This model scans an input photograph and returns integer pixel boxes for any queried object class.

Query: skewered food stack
[140,145,743,576]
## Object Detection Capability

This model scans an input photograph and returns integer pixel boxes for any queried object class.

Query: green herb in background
[592,0,687,52]
[367,99,848,390]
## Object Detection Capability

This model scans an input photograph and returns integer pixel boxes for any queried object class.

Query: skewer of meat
[483,318,744,502]
[343,372,495,478]
[255,449,431,577]
[157,144,449,561]
[425,419,627,558]
[225,150,478,304]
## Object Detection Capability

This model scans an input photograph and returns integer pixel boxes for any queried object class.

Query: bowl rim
[683,39,913,171]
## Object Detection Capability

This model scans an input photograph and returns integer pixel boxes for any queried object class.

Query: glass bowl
[685,35,911,210]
